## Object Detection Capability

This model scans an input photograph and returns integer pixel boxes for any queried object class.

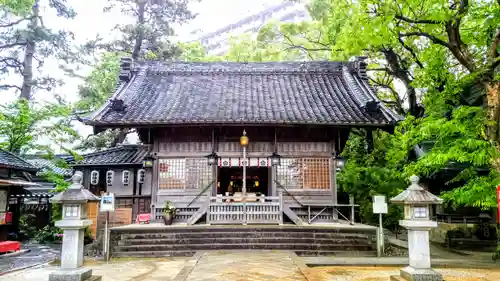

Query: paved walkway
[185,251,307,281]
[0,244,60,274]
[2,250,500,281]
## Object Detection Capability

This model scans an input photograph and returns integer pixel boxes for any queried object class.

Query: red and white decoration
[218,157,271,167]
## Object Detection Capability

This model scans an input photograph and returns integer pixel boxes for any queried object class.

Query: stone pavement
[2,250,500,281]
[0,243,60,274]
[185,251,307,281]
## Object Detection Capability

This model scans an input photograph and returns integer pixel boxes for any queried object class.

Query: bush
[18,213,37,241]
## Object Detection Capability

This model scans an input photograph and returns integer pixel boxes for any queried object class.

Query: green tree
[0,0,79,100]
[0,98,78,154]
[103,0,195,60]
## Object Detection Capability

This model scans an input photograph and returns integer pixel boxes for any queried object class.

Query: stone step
[120,231,371,240]
[112,250,196,258]
[295,250,378,257]
[113,243,373,252]
[115,226,373,235]
[117,237,372,246]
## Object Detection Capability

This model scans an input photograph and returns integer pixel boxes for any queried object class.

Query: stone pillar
[407,230,431,269]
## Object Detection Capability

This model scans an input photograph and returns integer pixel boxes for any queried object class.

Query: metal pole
[349,195,355,225]
[379,212,384,256]
[104,211,109,261]
[242,146,247,225]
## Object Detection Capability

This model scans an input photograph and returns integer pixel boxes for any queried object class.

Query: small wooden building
[69,145,152,232]
[0,149,39,241]
[83,58,401,225]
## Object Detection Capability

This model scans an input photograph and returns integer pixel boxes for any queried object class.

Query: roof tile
[72,145,150,166]
[88,60,402,126]
[0,149,37,171]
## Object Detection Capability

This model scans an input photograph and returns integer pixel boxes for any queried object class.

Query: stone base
[49,268,100,281]
[399,266,443,281]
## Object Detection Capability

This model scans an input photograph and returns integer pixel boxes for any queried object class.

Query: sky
[2,0,293,152]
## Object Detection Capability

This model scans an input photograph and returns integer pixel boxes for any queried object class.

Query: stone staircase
[110,225,377,258]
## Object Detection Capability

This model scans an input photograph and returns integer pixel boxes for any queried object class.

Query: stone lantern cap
[390,175,443,205]
[50,171,100,204]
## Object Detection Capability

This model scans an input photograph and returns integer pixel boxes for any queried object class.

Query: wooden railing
[207,194,283,225]
[433,214,493,224]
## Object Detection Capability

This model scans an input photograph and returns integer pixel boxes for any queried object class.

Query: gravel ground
[303,266,500,281]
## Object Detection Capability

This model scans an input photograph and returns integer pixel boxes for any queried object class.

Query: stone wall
[429,222,475,244]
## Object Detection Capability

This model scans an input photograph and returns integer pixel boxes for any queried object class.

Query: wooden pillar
[271,166,277,197]
[150,131,159,219]
[271,127,278,197]
[331,132,338,221]
[212,128,218,196]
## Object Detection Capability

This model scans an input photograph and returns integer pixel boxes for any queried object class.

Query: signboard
[373,195,388,214]
[100,193,115,212]
[497,185,500,223]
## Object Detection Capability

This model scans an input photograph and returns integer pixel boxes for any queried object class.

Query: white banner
[218,157,271,167]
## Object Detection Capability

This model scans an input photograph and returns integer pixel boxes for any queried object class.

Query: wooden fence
[207,195,282,224]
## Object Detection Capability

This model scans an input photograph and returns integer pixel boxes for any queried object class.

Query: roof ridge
[140,61,345,75]
[81,144,148,158]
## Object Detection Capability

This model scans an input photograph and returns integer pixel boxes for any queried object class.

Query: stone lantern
[49,171,101,281]
[390,175,443,281]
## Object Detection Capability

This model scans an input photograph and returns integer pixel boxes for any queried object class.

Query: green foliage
[339,130,405,229]
[0,98,78,154]
[103,0,194,60]
[0,0,34,14]
[74,53,127,151]
[18,213,37,240]
[75,53,121,113]
[34,225,62,244]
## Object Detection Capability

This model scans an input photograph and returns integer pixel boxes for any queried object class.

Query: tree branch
[399,31,450,48]
[0,84,21,91]
[0,41,27,49]
[0,16,33,28]
[490,29,500,58]
[397,36,424,68]
[367,67,392,73]
[394,14,440,25]
[0,57,23,73]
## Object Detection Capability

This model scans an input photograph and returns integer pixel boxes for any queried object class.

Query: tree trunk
[132,1,146,60]
[110,129,129,147]
[20,3,38,100]
[109,0,146,147]
[487,83,500,142]
[382,48,418,116]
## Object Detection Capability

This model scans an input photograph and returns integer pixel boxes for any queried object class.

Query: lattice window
[158,158,186,189]
[186,158,213,189]
[158,158,212,190]
[303,158,330,189]
[276,158,330,190]
[116,198,133,209]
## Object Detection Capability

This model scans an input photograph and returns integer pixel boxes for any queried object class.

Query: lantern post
[240,130,249,224]
[49,171,101,281]
[390,175,443,281]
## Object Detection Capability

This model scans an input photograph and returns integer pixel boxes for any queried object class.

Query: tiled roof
[26,158,73,177]
[71,145,151,166]
[0,149,37,171]
[86,59,402,127]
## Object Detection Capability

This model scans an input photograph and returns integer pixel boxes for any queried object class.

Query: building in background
[188,1,309,55]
